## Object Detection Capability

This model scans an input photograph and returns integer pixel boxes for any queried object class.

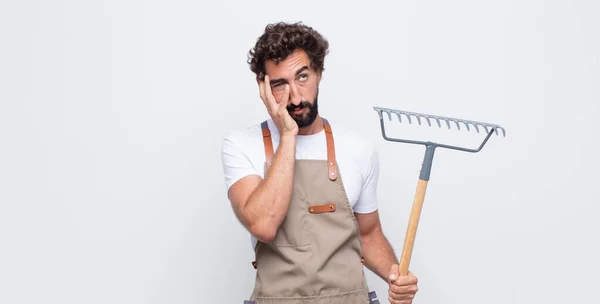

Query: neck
[297,115,323,135]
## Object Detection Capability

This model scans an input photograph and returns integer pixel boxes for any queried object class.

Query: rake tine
[395,112,402,123]
[463,121,470,131]
[441,118,451,129]
[471,122,479,133]
[424,117,432,127]
[405,113,412,124]
[454,120,461,130]
[385,111,392,121]
[434,118,441,128]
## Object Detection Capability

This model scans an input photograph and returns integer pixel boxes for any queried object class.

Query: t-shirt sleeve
[221,133,261,194]
[353,143,380,214]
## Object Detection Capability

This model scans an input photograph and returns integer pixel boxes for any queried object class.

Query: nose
[288,83,301,106]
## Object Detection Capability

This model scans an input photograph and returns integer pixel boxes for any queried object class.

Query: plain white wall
[1,0,598,303]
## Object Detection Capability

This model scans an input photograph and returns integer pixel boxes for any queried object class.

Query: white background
[1,0,598,303]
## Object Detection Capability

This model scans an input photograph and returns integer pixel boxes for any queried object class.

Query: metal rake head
[374,106,506,153]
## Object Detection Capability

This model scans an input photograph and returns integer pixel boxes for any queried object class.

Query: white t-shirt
[221,118,379,248]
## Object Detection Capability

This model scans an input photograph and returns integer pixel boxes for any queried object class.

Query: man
[221,22,419,304]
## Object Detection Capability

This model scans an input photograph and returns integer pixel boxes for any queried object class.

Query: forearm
[244,134,296,240]
[361,230,399,281]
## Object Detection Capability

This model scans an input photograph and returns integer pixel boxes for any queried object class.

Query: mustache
[287,101,311,112]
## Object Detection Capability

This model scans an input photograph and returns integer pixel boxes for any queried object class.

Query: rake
[373,106,506,276]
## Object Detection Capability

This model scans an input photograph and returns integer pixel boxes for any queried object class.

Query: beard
[286,89,319,128]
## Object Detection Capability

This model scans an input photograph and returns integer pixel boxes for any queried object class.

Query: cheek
[300,83,318,99]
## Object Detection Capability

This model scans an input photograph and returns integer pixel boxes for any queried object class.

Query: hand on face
[387,264,419,304]
[258,75,298,136]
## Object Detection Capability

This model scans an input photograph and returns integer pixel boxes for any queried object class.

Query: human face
[264,49,321,128]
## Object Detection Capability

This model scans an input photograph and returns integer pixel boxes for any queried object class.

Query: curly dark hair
[248,22,330,80]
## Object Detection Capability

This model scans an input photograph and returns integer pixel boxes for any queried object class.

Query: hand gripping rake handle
[374,106,506,276]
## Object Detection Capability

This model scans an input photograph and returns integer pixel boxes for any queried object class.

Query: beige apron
[243,118,380,304]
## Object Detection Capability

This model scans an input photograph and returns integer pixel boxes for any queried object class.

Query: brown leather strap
[261,118,337,180]
[261,121,274,170]
[322,118,337,181]
[308,203,336,214]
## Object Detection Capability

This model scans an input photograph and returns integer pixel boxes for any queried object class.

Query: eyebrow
[295,66,309,76]
[270,66,310,85]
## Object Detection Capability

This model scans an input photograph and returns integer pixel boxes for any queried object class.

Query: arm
[353,140,397,279]
[355,210,398,280]
[354,144,419,303]
[227,134,296,243]
[356,210,419,304]
[226,76,298,243]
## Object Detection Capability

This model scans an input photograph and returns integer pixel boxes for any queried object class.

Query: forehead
[265,49,312,77]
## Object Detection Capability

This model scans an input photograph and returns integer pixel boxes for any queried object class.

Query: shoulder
[220,120,272,190]
[220,120,272,166]
[221,121,265,150]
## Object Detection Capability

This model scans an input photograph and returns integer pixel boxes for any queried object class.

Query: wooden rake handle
[398,144,435,276]
[398,179,428,276]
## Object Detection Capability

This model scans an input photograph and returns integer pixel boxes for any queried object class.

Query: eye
[298,74,308,81]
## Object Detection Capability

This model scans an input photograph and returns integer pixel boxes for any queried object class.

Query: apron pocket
[271,212,311,247]
[271,194,311,247]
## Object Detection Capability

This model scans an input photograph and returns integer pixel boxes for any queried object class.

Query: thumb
[388,264,399,283]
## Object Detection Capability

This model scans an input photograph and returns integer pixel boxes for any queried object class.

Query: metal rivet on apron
[329,205,333,209]
[309,208,314,213]
[330,162,333,166]
[330,172,334,176]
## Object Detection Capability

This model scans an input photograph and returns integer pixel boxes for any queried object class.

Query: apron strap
[322,118,338,181]
[261,121,274,172]
[260,118,337,180]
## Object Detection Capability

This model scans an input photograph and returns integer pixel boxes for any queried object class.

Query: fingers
[389,282,418,295]
[258,75,278,113]
[388,294,414,304]
[279,83,290,105]
[388,284,417,304]
[257,78,268,109]
[388,264,400,284]
[276,84,290,119]
[388,296,414,304]
[264,75,276,104]
[391,272,418,286]
[388,268,418,304]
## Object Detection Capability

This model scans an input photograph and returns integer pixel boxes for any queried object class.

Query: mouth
[291,107,306,115]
